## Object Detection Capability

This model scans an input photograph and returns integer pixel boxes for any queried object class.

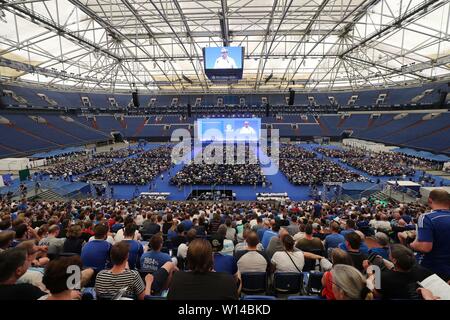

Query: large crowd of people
[1,188,449,300]
[315,147,439,176]
[170,145,267,186]
[277,145,366,185]
[40,156,114,177]
[92,148,142,159]
[79,146,174,185]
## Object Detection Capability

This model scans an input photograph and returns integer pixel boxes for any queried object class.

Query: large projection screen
[197,118,261,142]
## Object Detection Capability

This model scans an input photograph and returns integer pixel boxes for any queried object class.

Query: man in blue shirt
[324,222,345,253]
[367,232,390,260]
[340,219,356,237]
[261,223,279,249]
[81,223,111,271]
[313,202,322,219]
[411,189,450,281]
[210,235,240,291]
[180,214,193,231]
[122,224,144,269]
[256,221,269,242]
[140,235,173,273]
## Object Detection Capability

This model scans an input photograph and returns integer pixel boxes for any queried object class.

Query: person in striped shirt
[95,242,153,300]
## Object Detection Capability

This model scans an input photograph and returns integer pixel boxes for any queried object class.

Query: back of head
[67,224,82,238]
[272,223,280,233]
[305,223,313,235]
[123,224,137,238]
[246,231,259,248]
[217,224,227,237]
[345,232,361,250]
[149,234,163,251]
[390,244,416,271]
[187,239,213,273]
[186,228,197,242]
[0,248,27,282]
[176,223,185,234]
[374,232,389,247]
[0,230,16,248]
[346,219,356,229]
[94,223,108,239]
[14,223,28,239]
[330,248,353,266]
[111,241,130,265]
[282,234,295,252]
[428,189,450,207]
[330,221,340,233]
[331,264,371,300]
[43,256,83,294]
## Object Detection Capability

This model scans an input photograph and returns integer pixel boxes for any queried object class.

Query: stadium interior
[0,0,450,303]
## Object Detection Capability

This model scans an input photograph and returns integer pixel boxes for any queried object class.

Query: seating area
[2,81,449,111]
[0,109,449,157]
[0,113,111,157]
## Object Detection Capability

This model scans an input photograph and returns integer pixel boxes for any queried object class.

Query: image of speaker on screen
[237,120,257,141]
[214,48,237,69]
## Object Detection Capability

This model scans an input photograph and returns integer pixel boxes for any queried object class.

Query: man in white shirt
[238,121,257,138]
[214,48,237,69]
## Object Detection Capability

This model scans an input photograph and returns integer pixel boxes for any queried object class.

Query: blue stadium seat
[241,272,267,294]
[273,272,303,295]
[306,271,324,295]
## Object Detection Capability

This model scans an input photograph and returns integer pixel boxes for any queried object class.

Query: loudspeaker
[265,103,270,117]
[112,132,124,143]
[288,89,295,106]
[132,91,139,107]
[439,91,447,106]
[187,103,192,117]
[340,131,351,139]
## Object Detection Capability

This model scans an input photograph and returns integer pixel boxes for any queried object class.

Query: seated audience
[343,232,368,272]
[167,239,239,300]
[81,224,111,271]
[140,235,175,273]
[374,244,433,300]
[122,224,144,270]
[40,256,85,300]
[0,248,46,300]
[178,228,197,260]
[95,242,154,299]
[322,248,354,300]
[235,231,269,273]
[296,223,325,252]
[331,264,373,300]
[63,224,85,255]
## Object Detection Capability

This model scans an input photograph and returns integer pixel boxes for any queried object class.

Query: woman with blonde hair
[331,264,373,300]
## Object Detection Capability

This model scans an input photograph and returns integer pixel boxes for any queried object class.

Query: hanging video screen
[203,46,244,81]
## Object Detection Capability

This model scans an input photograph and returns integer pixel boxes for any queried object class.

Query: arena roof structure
[0,0,449,93]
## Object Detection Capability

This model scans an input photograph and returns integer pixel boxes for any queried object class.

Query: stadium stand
[1,0,450,306]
